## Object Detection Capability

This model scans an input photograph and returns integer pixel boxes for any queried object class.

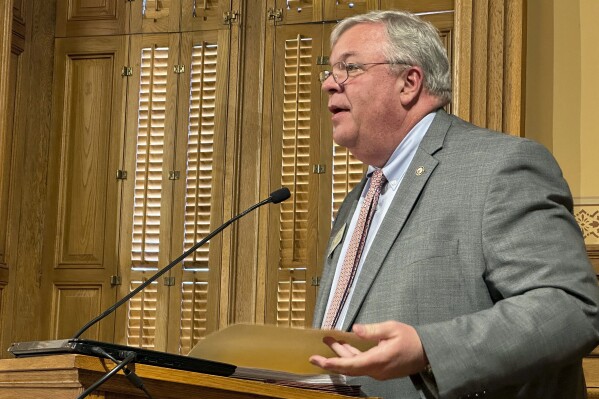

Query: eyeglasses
[319,61,407,84]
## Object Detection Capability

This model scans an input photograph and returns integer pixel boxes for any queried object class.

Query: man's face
[322,23,405,166]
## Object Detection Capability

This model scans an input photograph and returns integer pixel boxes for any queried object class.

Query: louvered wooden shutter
[130,45,169,272]
[331,144,364,219]
[268,25,327,328]
[127,44,170,348]
[276,33,314,328]
[120,30,227,353]
[177,40,219,354]
[267,23,366,329]
[124,35,180,350]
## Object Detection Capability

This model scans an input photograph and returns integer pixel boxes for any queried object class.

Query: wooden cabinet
[46,1,235,353]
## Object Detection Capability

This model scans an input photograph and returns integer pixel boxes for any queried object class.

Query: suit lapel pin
[415,166,425,176]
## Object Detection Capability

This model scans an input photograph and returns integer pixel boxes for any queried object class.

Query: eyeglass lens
[319,62,348,84]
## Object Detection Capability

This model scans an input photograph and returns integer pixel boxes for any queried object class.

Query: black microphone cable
[76,350,143,399]
[88,346,153,399]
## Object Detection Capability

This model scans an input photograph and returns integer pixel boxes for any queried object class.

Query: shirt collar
[366,111,437,190]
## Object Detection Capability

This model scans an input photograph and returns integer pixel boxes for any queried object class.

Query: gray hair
[331,10,452,105]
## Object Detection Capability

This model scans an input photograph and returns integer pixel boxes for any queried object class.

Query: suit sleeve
[414,140,599,398]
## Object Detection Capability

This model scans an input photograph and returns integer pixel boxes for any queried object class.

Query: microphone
[73,187,291,339]
[269,187,291,204]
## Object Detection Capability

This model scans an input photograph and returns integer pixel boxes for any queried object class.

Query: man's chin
[331,130,357,150]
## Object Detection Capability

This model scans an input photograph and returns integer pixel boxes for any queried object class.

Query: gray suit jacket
[313,110,599,399]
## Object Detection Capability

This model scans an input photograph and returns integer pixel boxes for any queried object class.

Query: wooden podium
[0,354,374,399]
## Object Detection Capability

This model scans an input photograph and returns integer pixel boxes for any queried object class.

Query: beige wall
[526,0,599,244]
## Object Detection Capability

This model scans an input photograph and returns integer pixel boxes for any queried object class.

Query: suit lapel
[341,110,453,330]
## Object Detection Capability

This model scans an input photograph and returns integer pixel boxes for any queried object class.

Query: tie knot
[370,169,386,189]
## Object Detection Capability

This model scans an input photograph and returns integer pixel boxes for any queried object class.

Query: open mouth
[329,104,348,115]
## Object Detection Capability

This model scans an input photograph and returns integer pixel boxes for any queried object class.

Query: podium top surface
[0,354,380,399]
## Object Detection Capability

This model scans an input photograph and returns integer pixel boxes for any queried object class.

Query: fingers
[310,321,427,380]
[308,355,328,368]
[323,336,362,357]
[309,352,369,376]
[353,320,400,341]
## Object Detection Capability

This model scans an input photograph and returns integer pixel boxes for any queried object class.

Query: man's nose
[321,75,341,93]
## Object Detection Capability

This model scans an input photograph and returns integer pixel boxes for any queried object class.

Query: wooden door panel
[56,0,128,37]
[44,35,128,341]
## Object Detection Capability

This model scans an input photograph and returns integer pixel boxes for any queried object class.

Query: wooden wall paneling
[452,0,472,121]
[0,46,23,291]
[55,0,128,37]
[453,0,525,135]
[486,0,504,132]
[43,35,128,342]
[217,0,241,330]
[258,1,277,326]
[4,0,56,349]
[0,0,19,353]
[0,5,17,273]
[0,0,13,256]
[225,0,268,327]
[502,0,525,135]
[470,0,489,128]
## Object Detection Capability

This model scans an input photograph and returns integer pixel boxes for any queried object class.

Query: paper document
[188,323,376,375]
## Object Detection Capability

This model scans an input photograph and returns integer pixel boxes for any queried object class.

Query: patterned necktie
[322,169,387,329]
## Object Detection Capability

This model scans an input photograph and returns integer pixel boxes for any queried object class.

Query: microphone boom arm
[73,188,290,339]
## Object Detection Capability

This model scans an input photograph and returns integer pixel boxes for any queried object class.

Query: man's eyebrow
[329,51,358,64]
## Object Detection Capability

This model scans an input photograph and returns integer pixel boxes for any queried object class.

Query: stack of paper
[232,366,362,396]
[188,324,376,396]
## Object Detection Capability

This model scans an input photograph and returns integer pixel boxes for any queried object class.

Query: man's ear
[398,66,424,105]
